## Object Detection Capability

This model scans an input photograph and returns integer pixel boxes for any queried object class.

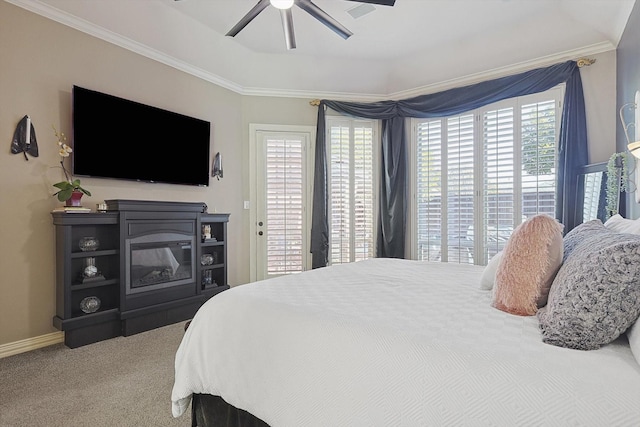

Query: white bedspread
[172,258,640,426]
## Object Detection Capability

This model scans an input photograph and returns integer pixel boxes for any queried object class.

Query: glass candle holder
[79,236,100,252]
[80,296,101,314]
[201,253,214,266]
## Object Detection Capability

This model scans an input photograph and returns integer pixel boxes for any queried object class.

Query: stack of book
[51,206,92,213]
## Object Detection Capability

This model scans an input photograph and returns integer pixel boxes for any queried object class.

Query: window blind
[265,137,305,274]
[413,90,561,265]
[328,120,375,265]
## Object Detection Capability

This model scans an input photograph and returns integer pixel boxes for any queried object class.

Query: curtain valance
[312,60,587,268]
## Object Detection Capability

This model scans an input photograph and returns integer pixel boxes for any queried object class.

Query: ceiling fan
[225,0,396,50]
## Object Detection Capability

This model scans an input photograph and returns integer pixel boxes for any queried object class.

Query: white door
[250,125,314,281]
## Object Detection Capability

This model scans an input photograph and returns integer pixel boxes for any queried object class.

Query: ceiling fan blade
[345,0,396,5]
[226,0,271,37]
[280,8,297,50]
[295,0,353,40]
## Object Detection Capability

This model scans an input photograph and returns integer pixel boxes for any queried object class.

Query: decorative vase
[66,190,84,207]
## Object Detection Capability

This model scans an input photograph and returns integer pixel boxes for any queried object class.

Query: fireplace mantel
[105,199,207,212]
[52,200,229,348]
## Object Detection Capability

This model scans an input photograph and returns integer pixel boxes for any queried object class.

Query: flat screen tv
[72,85,211,187]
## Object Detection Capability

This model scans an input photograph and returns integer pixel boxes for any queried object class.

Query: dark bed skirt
[191,394,270,427]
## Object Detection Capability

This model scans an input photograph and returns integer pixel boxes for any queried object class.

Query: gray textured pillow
[560,219,604,262]
[537,222,640,350]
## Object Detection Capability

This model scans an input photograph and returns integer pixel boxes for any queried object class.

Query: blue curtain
[311,60,588,267]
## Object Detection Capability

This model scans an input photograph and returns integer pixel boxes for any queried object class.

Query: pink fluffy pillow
[493,214,563,316]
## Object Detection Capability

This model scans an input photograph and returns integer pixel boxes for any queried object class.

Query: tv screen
[72,85,211,187]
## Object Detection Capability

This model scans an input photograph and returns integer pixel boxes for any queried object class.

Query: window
[582,171,603,221]
[327,118,377,265]
[411,87,563,265]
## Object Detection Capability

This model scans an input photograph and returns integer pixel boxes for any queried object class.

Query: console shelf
[70,249,118,258]
[52,202,230,348]
[70,279,118,291]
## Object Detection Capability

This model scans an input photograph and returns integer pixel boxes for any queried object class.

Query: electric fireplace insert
[125,232,195,295]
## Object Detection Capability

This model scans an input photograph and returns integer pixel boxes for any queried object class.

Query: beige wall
[0,2,242,345]
[0,1,618,347]
[581,50,618,164]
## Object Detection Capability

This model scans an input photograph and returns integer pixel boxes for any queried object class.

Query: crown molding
[241,86,386,102]
[387,41,616,100]
[13,0,379,100]
[8,0,617,102]
[8,0,244,94]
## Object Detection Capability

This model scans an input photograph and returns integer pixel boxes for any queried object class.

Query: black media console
[52,200,229,348]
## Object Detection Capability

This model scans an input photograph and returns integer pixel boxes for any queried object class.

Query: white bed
[172,257,640,426]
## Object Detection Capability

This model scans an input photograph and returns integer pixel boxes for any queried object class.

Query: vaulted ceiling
[15,0,637,99]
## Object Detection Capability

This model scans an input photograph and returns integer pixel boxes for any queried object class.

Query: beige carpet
[0,322,191,427]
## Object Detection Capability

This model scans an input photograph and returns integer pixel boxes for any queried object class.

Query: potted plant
[52,125,91,206]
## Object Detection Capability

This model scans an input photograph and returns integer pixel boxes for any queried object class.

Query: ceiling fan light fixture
[228,0,392,46]
[270,0,294,9]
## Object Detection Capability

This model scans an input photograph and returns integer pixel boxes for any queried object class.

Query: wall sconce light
[620,90,640,158]
[212,152,223,180]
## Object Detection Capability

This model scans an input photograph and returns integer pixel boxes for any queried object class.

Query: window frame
[408,86,565,265]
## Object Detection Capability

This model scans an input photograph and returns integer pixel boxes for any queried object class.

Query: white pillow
[604,214,640,234]
[628,321,640,367]
[602,215,640,364]
[479,251,502,290]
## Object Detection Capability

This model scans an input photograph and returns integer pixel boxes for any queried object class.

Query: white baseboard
[0,331,64,359]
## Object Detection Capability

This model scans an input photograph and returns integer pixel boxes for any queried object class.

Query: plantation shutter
[329,124,351,264]
[483,106,516,260]
[265,136,305,275]
[413,89,561,265]
[328,119,375,265]
[445,115,475,263]
[582,172,602,220]
[353,126,374,261]
[520,99,557,218]
[416,120,443,261]
[415,115,474,263]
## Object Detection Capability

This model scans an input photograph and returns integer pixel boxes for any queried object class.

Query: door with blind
[411,88,562,265]
[252,127,313,281]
